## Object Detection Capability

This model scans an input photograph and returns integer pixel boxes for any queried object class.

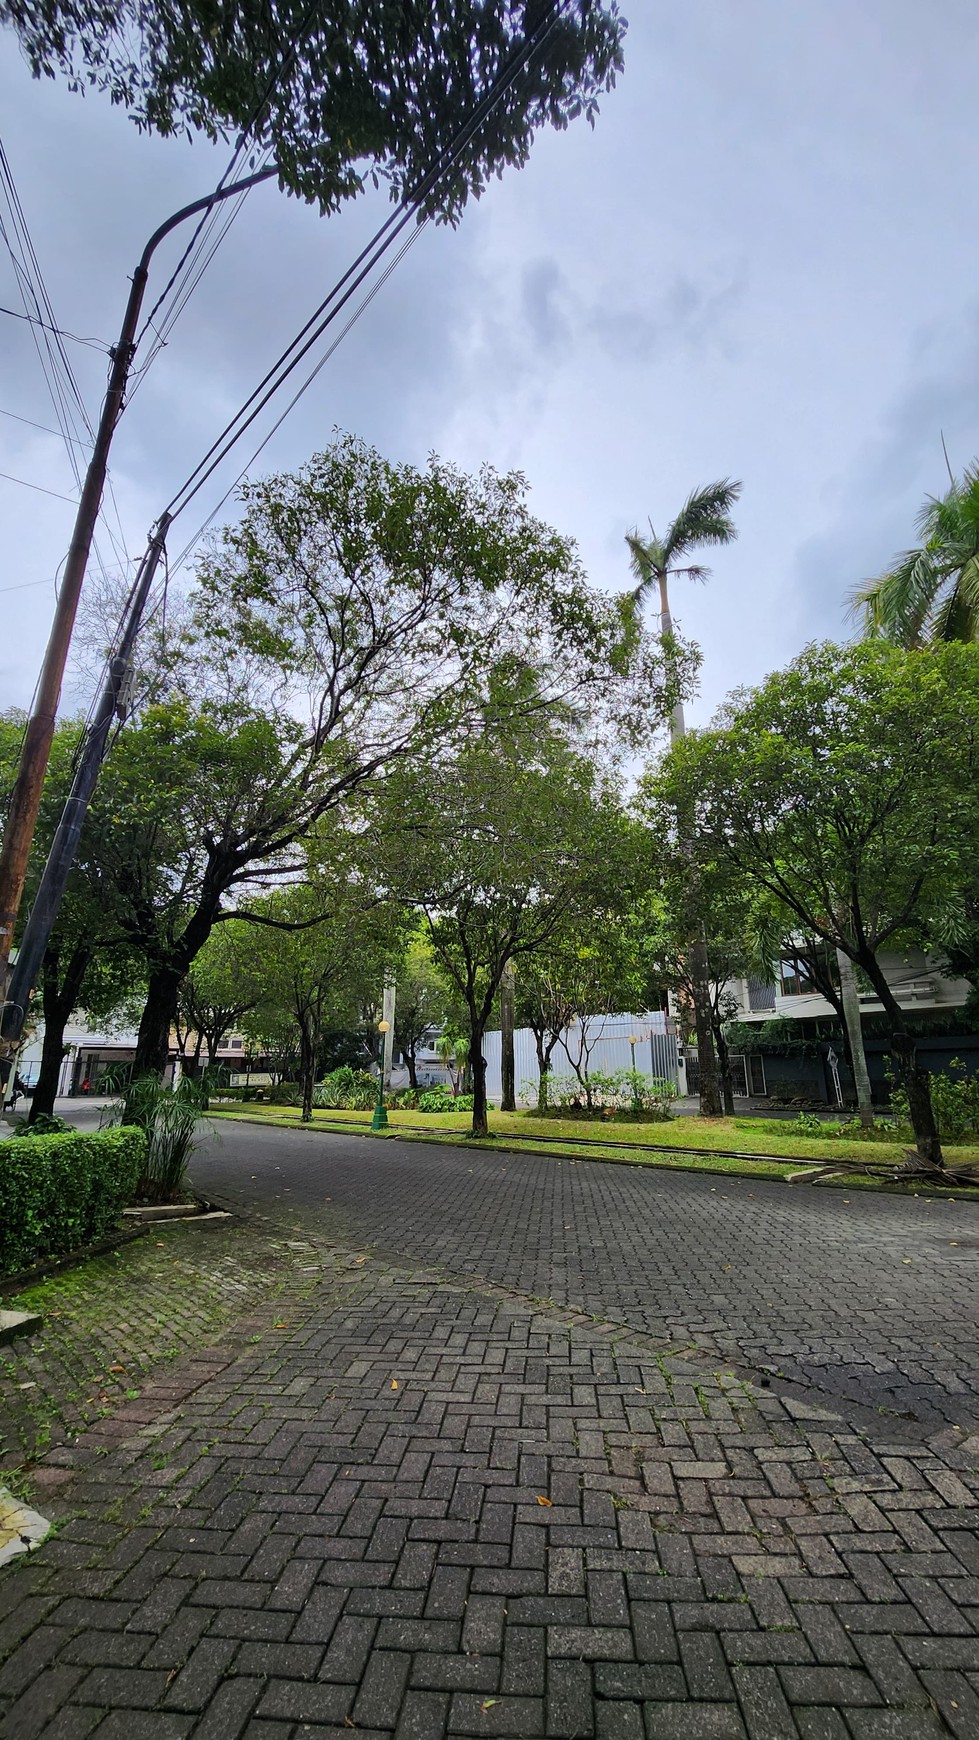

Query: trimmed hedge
[0,1125,147,1276]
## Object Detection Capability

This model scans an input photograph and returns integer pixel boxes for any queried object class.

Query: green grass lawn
[209,1101,979,1191]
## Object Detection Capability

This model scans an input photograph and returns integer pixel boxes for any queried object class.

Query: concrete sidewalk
[1,1213,978,1738]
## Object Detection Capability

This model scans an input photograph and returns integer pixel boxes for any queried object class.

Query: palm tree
[850,464,979,645]
[626,479,742,741]
[627,479,742,1118]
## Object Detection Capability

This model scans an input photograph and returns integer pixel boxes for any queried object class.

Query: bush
[0,1126,146,1276]
[890,1059,979,1143]
[18,1112,72,1136]
[315,1066,377,1111]
[543,1070,676,1120]
[414,1087,474,1113]
[268,1082,302,1105]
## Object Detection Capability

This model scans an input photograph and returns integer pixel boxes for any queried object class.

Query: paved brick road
[192,1122,979,1429]
[0,1123,977,1739]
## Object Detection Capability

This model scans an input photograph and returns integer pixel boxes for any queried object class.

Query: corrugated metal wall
[481,1012,679,1105]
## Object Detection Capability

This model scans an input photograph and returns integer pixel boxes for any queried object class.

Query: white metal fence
[481,1012,679,1105]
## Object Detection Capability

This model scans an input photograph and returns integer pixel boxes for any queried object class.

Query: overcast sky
[3,1,979,727]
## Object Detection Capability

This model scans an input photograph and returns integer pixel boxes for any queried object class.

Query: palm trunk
[714,1017,736,1115]
[689,935,723,1116]
[835,948,873,1127]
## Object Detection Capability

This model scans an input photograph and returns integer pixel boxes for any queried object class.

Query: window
[779,959,815,998]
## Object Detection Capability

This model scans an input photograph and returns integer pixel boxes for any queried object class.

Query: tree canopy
[1,0,625,213]
[645,639,979,1166]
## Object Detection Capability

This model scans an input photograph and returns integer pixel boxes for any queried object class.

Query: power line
[0,405,92,444]
[0,135,132,581]
[0,468,77,503]
[0,301,108,351]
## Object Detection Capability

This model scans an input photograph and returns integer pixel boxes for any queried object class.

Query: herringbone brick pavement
[191,1122,979,1428]
[1,1235,978,1739]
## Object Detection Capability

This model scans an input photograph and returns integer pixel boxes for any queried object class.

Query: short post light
[372,1020,391,1131]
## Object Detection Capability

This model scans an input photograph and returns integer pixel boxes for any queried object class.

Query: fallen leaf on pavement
[481,1701,497,1712]
[536,1495,552,1507]
[391,1379,399,1390]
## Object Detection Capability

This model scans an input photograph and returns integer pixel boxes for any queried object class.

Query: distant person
[80,1076,91,1094]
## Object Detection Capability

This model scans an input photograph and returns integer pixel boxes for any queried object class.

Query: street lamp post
[372,1020,391,1131]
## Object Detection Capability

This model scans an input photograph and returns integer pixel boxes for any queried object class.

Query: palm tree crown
[626,478,742,631]
[851,464,979,646]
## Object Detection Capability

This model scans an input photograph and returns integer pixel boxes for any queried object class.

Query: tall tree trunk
[689,935,723,1116]
[859,950,941,1167]
[300,1021,315,1124]
[134,962,184,1077]
[714,1019,736,1115]
[29,942,92,1120]
[405,1045,419,1091]
[532,1028,550,1113]
[500,961,516,1112]
[835,948,873,1127]
[470,1022,489,1137]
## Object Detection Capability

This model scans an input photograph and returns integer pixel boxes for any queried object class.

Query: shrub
[390,1087,419,1109]
[0,1126,146,1276]
[416,1087,458,1113]
[315,1066,377,1111]
[268,1082,302,1105]
[542,1070,676,1119]
[19,1112,72,1136]
[890,1059,979,1143]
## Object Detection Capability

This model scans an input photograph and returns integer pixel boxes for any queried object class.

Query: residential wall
[481,1012,678,1106]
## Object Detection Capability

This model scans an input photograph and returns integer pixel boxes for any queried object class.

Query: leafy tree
[90,434,657,1076]
[393,934,452,1090]
[851,463,979,645]
[175,924,263,1075]
[375,705,637,1136]
[1,0,625,213]
[626,479,742,1116]
[646,640,979,1170]
[515,913,651,1111]
[225,864,400,1121]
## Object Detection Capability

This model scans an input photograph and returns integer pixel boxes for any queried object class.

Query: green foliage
[851,463,979,645]
[268,1083,302,1105]
[16,1112,72,1136]
[0,2,625,214]
[546,1070,676,1119]
[104,1075,207,1201]
[314,1067,377,1110]
[0,1126,146,1275]
[723,1019,824,1058]
[889,1061,979,1141]
[416,1087,459,1113]
[627,480,742,600]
